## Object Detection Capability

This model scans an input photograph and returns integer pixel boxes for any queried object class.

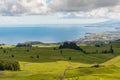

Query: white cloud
[0,0,47,16]
[0,0,120,19]
[70,6,120,19]
[49,0,120,12]
[48,0,120,19]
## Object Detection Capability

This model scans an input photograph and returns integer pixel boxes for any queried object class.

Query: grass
[32,44,59,47]
[0,61,88,80]
[0,42,120,80]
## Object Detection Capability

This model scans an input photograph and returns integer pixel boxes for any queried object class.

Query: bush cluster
[0,60,20,71]
[16,43,32,47]
[102,45,114,54]
[59,42,83,51]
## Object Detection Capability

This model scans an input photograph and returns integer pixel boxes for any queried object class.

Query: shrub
[109,45,114,53]
[95,44,100,47]
[0,60,20,71]
[36,55,39,58]
[69,57,71,60]
[60,50,63,54]
[0,47,3,49]
[11,54,14,58]
[3,50,6,53]
[30,56,34,58]
[53,47,56,50]
[26,49,30,52]
[91,63,100,68]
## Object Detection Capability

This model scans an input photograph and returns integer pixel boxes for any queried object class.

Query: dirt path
[57,62,75,80]
[63,62,74,76]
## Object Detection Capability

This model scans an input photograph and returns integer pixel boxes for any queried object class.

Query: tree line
[59,42,114,54]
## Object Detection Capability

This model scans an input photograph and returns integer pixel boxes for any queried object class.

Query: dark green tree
[109,45,114,53]
[69,57,71,60]
[59,42,83,51]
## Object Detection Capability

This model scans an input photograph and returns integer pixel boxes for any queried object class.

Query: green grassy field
[0,42,120,80]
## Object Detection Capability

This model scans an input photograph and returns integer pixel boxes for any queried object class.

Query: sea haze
[0,24,116,44]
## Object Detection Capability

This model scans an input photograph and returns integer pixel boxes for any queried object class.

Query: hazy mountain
[85,20,120,30]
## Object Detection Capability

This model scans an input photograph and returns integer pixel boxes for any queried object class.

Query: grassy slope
[0,43,120,80]
[65,43,120,80]
[66,56,120,80]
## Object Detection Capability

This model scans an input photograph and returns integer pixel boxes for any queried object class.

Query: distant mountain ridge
[85,20,120,30]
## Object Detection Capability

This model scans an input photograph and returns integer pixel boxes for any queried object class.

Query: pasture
[0,42,120,80]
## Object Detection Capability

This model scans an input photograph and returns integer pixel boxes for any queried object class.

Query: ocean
[0,24,116,44]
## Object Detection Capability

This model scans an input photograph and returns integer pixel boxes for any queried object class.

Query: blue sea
[0,24,116,44]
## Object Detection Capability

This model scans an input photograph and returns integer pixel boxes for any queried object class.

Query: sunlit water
[0,24,116,44]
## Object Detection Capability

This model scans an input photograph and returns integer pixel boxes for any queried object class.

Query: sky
[0,0,120,24]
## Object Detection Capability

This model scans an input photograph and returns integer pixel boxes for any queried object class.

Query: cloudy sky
[0,0,120,24]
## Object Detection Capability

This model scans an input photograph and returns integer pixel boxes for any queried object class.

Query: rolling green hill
[0,42,120,80]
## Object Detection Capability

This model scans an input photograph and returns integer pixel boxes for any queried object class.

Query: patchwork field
[0,42,120,80]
